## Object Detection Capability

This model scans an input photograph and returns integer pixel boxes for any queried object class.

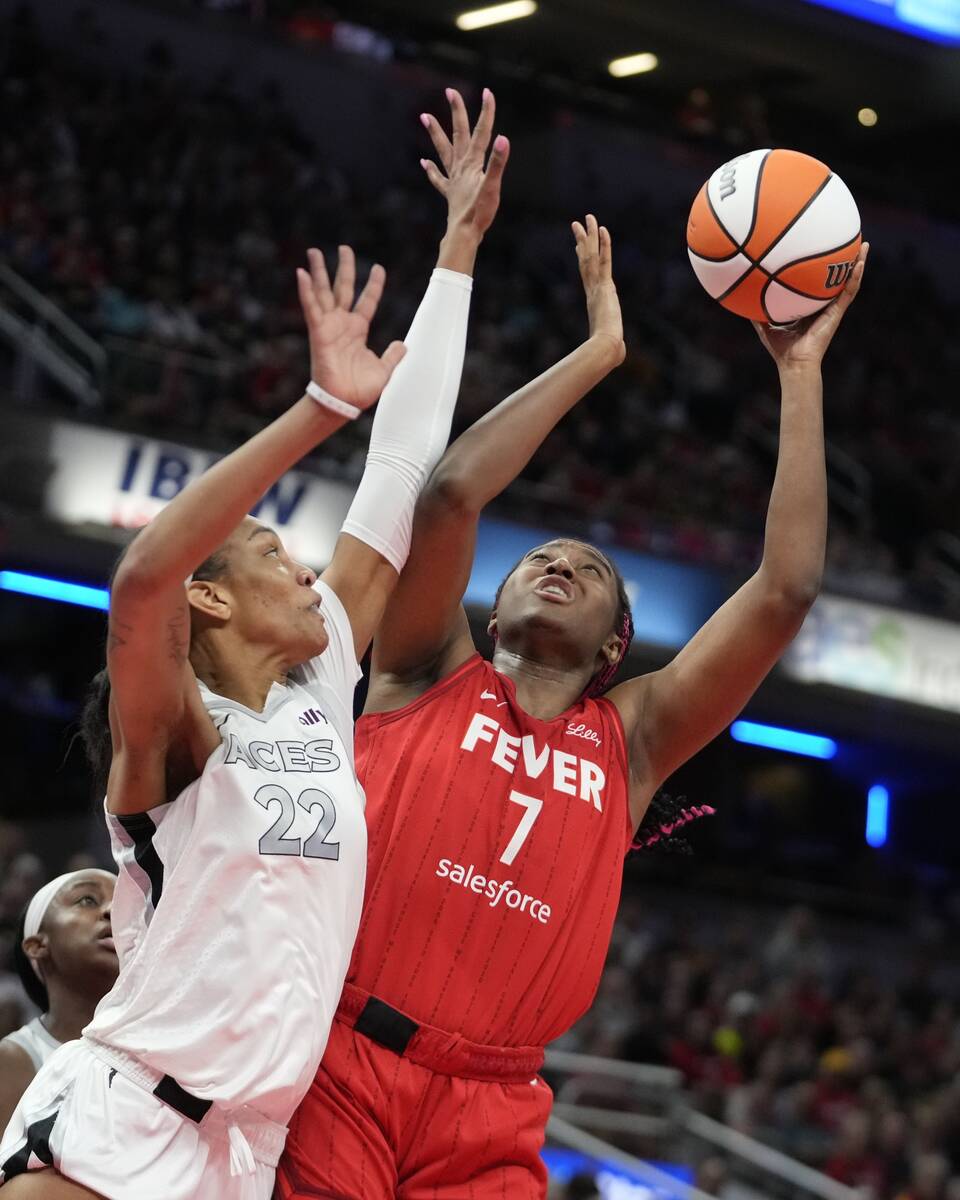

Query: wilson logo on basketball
[718,154,748,201]
[824,260,855,289]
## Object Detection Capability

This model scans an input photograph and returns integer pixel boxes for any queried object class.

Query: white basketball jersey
[84,581,366,1125]
[1,1017,60,1072]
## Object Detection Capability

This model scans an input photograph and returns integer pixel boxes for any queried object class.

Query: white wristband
[306,380,362,421]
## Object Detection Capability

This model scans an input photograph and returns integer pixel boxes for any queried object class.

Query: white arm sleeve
[340,266,473,573]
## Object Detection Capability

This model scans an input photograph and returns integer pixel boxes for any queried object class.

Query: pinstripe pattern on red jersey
[351,655,632,1048]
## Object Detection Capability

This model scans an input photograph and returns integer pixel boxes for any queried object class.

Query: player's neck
[43,979,103,1044]
[492,649,591,720]
[190,635,288,713]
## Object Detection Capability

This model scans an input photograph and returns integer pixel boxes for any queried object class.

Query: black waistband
[153,1074,212,1124]
[354,995,419,1056]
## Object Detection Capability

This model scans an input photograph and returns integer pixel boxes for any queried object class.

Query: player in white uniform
[0,89,508,1200]
[0,871,118,1131]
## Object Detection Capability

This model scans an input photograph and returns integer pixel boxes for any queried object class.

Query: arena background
[1,0,960,1196]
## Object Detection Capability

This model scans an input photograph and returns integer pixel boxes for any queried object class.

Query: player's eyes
[76,895,97,906]
[528,552,548,562]
[265,546,280,557]
[582,564,601,575]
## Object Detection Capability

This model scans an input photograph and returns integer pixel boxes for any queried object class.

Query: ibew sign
[45,420,351,567]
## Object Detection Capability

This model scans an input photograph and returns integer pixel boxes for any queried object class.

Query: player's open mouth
[534,577,574,603]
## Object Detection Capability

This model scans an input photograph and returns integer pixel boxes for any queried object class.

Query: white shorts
[0,1039,286,1200]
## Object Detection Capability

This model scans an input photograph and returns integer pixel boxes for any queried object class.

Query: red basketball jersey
[351,654,633,1047]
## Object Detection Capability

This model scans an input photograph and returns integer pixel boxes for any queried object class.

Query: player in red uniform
[276,107,869,1194]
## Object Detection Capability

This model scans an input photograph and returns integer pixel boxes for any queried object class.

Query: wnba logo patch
[298,708,327,727]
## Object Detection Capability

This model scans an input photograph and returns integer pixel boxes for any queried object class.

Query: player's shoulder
[0,1035,37,1082]
[603,670,656,739]
[363,652,486,724]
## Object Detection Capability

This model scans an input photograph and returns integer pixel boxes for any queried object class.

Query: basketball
[687,148,861,325]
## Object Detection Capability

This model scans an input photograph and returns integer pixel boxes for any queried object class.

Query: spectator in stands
[897,1153,950,1200]
[824,1109,887,1195]
[765,905,833,981]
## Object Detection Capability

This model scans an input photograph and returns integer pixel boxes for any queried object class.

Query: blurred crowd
[561,889,960,1200]
[2,7,960,615]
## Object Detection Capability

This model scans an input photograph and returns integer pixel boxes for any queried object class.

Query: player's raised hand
[419,87,509,242]
[573,214,625,364]
[754,242,869,370]
[297,246,406,412]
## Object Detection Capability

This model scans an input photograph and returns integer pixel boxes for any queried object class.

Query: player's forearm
[757,363,827,607]
[427,333,622,514]
[436,220,483,276]
[118,396,342,591]
[339,263,473,573]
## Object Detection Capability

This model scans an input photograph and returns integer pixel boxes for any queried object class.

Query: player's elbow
[420,461,484,519]
[111,537,165,603]
[782,573,822,614]
[760,570,821,629]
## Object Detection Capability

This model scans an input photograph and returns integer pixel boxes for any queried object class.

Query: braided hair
[490,540,714,853]
[630,797,716,855]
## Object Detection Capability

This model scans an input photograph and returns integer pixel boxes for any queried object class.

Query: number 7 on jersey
[499,790,543,866]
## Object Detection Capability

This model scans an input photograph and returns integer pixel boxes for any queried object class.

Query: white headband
[24,871,96,941]
[23,870,116,985]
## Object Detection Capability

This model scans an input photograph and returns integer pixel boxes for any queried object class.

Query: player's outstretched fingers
[353,263,387,324]
[333,245,356,310]
[306,248,335,313]
[470,87,495,159]
[420,157,449,195]
[379,340,407,380]
[817,241,869,336]
[296,267,323,328]
[575,220,600,288]
[599,225,613,274]
[420,112,453,173]
[839,241,869,305]
[446,87,471,152]
[483,134,510,190]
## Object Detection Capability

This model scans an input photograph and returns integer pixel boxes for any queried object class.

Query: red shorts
[275,984,553,1200]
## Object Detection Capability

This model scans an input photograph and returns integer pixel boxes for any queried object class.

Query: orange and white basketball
[687,148,861,325]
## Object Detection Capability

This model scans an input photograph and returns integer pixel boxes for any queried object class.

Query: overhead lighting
[455,0,537,31]
[608,52,659,78]
[865,784,890,848]
[730,719,837,760]
[858,106,878,127]
[0,570,109,611]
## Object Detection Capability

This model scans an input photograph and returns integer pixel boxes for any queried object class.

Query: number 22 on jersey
[255,784,340,859]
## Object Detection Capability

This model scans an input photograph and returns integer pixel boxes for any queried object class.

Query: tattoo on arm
[108,618,133,652]
[165,608,189,666]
